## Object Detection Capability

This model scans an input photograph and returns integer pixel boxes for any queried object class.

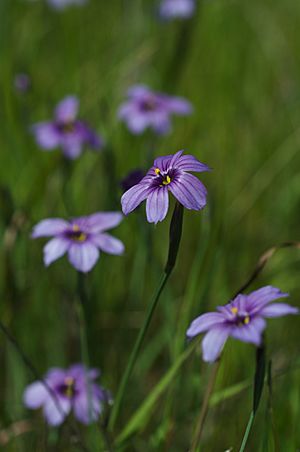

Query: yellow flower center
[64,377,75,398]
[70,224,87,242]
[231,307,250,325]
[62,122,75,133]
[155,168,172,186]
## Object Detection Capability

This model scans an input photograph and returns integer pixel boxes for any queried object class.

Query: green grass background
[1,0,300,450]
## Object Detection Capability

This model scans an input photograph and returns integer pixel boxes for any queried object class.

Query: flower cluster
[17,0,299,437]
[23,364,110,425]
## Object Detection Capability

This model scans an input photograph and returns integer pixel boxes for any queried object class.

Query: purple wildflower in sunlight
[14,73,31,93]
[47,0,87,10]
[32,212,124,273]
[159,0,195,20]
[186,286,299,363]
[120,169,145,193]
[23,364,111,426]
[121,150,209,224]
[118,85,192,135]
[31,96,103,159]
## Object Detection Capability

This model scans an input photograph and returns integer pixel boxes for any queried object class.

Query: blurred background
[1,0,300,450]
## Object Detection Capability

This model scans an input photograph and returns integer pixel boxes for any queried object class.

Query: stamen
[231,307,238,314]
[243,316,250,325]
[155,168,161,175]
[64,377,75,398]
[68,224,87,242]
[162,175,171,185]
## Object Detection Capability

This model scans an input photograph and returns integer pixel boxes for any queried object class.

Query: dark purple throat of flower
[65,224,87,242]
[153,167,174,187]
[139,97,157,112]
[57,377,77,399]
[229,306,250,326]
[57,121,75,134]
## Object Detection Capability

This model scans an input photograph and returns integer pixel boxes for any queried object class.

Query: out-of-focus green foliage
[1,0,300,450]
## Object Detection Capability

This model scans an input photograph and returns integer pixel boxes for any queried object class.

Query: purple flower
[159,0,195,19]
[14,73,31,93]
[187,286,299,363]
[120,169,145,193]
[31,96,103,159]
[118,85,192,135]
[23,364,111,426]
[121,150,209,224]
[47,0,87,10]
[32,212,124,273]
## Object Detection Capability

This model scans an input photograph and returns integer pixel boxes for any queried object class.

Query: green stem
[109,202,184,431]
[239,412,255,452]
[109,272,169,430]
[190,360,220,452]
[76,273,90,369]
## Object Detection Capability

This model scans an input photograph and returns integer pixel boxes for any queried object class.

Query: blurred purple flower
[31,96,103,159]
[118,85,192,135]
[159,0,195,19]
[121,169,145,193]
[48,0,87,10]
[14,73,31,93]
[121,150,209,224]
[187,286,299,362]
[32,212,124,273]
[23,364,111,426]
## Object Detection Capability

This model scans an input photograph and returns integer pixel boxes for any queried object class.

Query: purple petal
[117,103,135,120]
[79,123,103,150]
[127,85,150,98]
[124,110,149,135]
[166,97,193,115]
[121,184,153,215]
[168,150,183,166]
[230,317,266,345]
[68,242,99,272]
[153,154,173,171]
[55,96,79,122]
[44,397,71,426]
[61,133,83,159]
[45,368,67,383]
[68,365,100,380]
[175,153,211,173]
[246,286,289,313]
[73,389,102,424]
[31,122,60,150]
[202,326,230,362]
[146,187,169,224]
[186,312,226,339]
[92,233,125,255]
[169,173,207,210]
[23,382,48,409]
[160,0,195,19]
[48,0,87,9]
[32,219,69,238]
[260,303,299,318]
[84,212,123,233]
[43,237,70,266]
[149,112,171,135]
